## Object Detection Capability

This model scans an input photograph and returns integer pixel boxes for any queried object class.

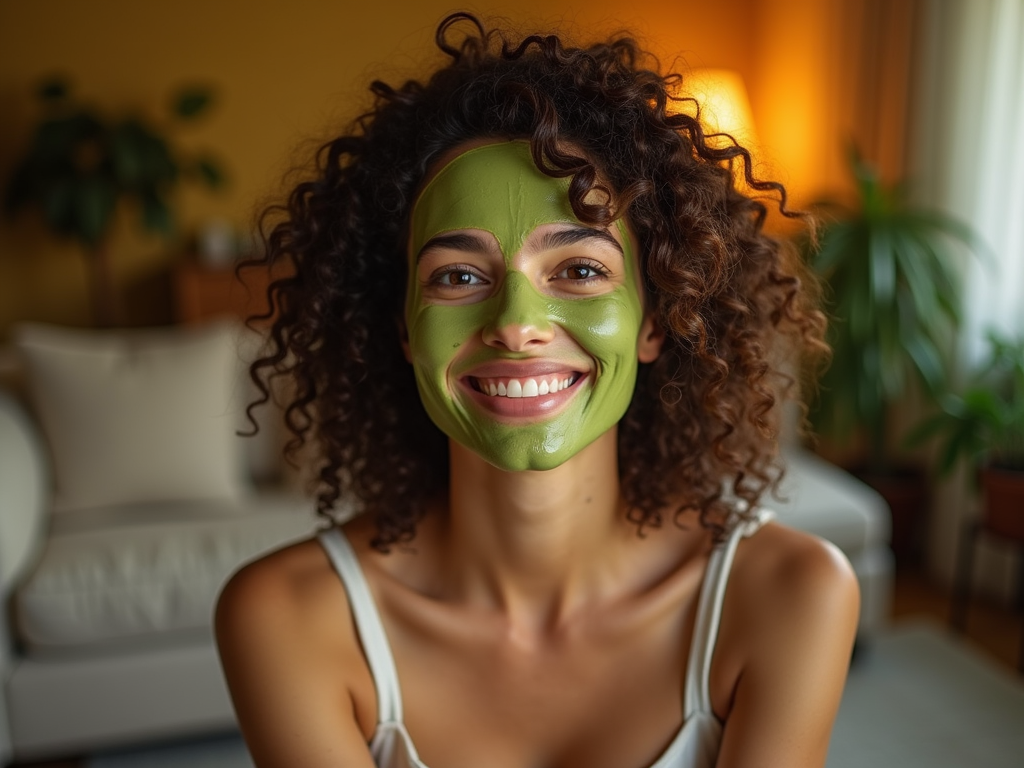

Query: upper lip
[459,360,589,379]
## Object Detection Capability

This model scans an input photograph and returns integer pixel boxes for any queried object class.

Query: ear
[637,313,665,364]
[397,317,412,363]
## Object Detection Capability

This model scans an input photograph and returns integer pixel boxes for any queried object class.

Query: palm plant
[4,77,225,326]
[805,148,981,474]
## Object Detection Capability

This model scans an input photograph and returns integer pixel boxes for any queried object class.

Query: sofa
[0,320,893,765]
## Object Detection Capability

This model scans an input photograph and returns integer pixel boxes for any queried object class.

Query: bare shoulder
[215,533,377,768]
[712,519,861,767]
[723,520,860,662]
[217,536,338,644]
[732,520,859,619]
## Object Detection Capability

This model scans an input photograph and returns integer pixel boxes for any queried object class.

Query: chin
[471,433,584,473]
[484,452,572,473]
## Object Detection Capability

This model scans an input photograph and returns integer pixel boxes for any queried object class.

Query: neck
[437,429,635,638]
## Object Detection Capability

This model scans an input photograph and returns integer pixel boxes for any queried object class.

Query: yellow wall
[0,0,856,336]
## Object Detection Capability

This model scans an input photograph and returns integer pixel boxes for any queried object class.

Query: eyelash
[556,258,612,281]
[427,264,488,289]
[425,257,611,292]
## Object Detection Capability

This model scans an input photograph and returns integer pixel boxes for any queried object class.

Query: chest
[368,598,702,768]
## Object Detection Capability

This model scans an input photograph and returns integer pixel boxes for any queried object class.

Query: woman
[216,13,859,768]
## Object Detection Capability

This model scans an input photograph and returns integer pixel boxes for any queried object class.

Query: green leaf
[844,270,874,342]
[902,334,945,395]
[910,209,980,249]
[962,388,1003,426]
[173,87,213,119]
[812,221,857,276]
[868,225,896,305]
[905,410,950,447]
[37,77,69,102]
[938,431,966,475]
[141,192,173,234]
[109,119,146,185]
[74,176,116,245]
[892,231,944,333]
[35,113,100,161]
[41,178,76,233]
[194,156,224,188]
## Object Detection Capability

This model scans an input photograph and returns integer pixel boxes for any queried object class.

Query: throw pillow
[15,322,249,511]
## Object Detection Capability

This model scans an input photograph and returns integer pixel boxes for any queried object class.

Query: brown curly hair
[246,12,827,550]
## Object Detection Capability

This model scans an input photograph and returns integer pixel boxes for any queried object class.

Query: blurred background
[1,0,1021,662]
[0,0,921,332]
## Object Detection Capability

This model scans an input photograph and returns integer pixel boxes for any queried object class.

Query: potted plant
[4,77,225,326]
[803,148,982,559]
[909,331,1024,540]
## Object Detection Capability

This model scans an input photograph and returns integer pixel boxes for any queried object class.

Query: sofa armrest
[0,388,51,767]
[0,389,51,615]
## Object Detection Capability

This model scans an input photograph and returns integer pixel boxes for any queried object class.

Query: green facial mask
[406,141,646,472]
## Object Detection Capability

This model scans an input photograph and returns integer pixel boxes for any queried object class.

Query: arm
[715,527,860,768]
[215,541,377,768]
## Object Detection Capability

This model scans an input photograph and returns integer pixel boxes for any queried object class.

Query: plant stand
[950,517,1024,674]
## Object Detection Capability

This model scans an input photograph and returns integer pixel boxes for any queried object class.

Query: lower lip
[459,375,587,420]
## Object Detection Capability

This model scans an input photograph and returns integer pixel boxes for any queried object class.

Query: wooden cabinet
[173,260,290,326]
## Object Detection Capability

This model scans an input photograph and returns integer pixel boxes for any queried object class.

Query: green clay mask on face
[406,141,646,472]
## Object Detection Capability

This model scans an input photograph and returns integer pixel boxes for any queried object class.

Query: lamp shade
[683,69,759,149]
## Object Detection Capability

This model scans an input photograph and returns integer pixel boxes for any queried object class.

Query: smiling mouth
[469,373,582,399]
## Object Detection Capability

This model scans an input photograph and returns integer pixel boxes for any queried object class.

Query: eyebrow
[539,225,624,255]
[415,232,497,262]
[415,224,624,262]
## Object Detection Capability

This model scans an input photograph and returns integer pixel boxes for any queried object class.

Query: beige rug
[828,620,1024,767]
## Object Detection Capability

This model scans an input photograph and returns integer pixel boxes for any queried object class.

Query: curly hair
[246,12,827,550]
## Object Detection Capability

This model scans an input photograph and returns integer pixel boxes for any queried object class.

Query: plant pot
[980,465,1024,542]
[854,464,929,566]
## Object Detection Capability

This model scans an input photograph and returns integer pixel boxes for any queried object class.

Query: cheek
[555,294,643,363]
[408,304,487,372]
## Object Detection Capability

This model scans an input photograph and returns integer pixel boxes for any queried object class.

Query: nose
[481,271,555,351]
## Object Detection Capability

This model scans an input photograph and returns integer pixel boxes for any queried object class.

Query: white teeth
[476,374,577,398]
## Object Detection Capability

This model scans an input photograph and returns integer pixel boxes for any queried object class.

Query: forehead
[409,141,580,258]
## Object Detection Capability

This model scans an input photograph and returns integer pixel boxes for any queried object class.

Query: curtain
[914,0,1024,354]
[912,0,1024,593]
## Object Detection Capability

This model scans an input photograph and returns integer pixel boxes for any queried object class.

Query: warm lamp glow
[682,69,759,150]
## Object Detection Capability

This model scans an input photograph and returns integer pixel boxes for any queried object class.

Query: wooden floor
[13,566,1022,768]
[890,564,1022,672]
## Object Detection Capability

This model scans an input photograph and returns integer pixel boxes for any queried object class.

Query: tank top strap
[683,507,775,718]
[318,527,404,725]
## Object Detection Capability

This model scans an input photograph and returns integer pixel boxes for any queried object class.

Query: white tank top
[318,509,773,768]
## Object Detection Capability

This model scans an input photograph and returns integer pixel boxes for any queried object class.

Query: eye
[554,259,611,282]
[427,265,488,289]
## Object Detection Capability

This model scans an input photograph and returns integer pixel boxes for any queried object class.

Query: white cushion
[14,493,317,652]
[15,322,249,511]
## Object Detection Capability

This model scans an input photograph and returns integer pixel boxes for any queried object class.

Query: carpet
[827,620,1024,767]
[87,621,1023,768]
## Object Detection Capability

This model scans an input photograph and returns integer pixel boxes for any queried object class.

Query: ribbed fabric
[318,508,773,768]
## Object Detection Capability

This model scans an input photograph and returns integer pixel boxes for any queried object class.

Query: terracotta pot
[980,465,1024,542]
